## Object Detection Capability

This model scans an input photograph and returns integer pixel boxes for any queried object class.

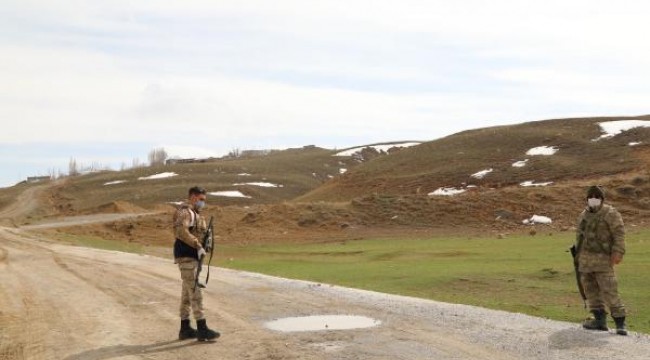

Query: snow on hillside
[210,191,251,198]
[428,187,466,196]
[234,182,282,188]
[520,180,553,187]
[596,120,650,140]
[138,172,178,180]
[471,168,493,179]
[523,215,552,225]
[512,159,528,168]
[104,180,126,186]
[526,146,558,156]
[335,142,420,157]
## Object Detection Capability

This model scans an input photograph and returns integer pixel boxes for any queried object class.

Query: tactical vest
[174,207,200,259]
[578,205,613,254]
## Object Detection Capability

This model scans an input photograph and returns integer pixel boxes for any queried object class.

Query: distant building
[240,149,272,158]
[26,176,51,183]
[165,157,215,165]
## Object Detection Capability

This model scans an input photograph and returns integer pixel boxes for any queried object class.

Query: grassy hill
[41,145,356,214]
[299,115,650,202]
[2,115,650,246]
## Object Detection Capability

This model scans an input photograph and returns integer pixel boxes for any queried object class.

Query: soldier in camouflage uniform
[173,186,220,341]
[575,185,627,335]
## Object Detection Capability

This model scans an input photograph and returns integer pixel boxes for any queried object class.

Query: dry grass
[40,146,357,214]
[299,115,650,201]
[3,115,650,246]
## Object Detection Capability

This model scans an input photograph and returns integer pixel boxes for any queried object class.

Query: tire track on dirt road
[0,229,134,359]
[0,228,325,360]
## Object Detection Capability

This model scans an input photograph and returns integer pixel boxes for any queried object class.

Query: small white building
[26,176,51,183]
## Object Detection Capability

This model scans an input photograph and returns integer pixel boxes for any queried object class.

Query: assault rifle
[194,216,215,292]
[569,244,587,308]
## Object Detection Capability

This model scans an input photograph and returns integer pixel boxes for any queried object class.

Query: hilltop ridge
[2,115,649,246]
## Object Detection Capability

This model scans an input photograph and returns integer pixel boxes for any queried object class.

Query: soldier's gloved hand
[197,248,207,259]
[611,253,623,266]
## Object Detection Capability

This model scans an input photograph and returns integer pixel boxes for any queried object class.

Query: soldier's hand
[611,253,623,266]
[197,248,207,259]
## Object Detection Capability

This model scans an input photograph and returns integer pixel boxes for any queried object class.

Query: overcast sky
[1,0,649,187]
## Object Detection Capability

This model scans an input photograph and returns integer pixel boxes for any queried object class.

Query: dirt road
[2,226,650,360]
[0,184,48,227]
[1,185,650,359]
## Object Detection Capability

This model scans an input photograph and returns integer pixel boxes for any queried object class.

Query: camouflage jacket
[173,202,207,250]
[575,204,625,272]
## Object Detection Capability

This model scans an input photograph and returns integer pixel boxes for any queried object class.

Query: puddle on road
[264,315,381,332]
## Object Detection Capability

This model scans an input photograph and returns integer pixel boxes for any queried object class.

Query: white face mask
[194,200,205,211]
[587,198,602,208]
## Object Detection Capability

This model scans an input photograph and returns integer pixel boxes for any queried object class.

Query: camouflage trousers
[177,257,205,320]
[580,270,626,317]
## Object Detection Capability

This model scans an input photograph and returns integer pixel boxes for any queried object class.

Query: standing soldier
[173,186,220,341]
[575,185,627,335]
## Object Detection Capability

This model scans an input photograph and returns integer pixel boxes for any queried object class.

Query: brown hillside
[34,172,650,248]
[298,115,650,202]
[3,116,650,247]
[39,146,357,214]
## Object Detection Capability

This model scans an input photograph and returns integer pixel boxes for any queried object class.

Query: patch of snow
[520,181,553,187]
[523,215,552,225]
[234,182,282,188]
[526,146,558,156]
[335,142,420,157]
[209,191,251,198]
[629,142,642,146]
[471,168,493,179]
[138,172,178,180]
[595,120,650,140]
[103,180,126,186]
[512,159,529,168]
[238,173,252,176]
[339,168,347,174]
[428,187,466,196]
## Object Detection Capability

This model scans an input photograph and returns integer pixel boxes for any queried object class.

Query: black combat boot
[583,309,608,331]
[613,316,628,336]
[178,319,197,340]
[196,319,220,341]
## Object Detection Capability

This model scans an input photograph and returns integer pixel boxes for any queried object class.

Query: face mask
[194,200,205,211]
[587,198,602,208]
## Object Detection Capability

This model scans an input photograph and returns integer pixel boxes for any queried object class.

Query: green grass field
[216,228,650,333]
